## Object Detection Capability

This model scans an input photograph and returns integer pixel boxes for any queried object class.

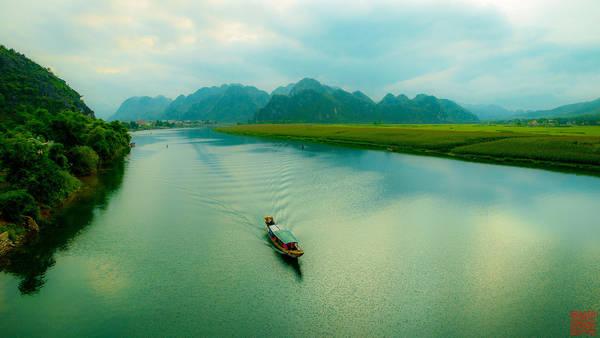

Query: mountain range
[110,77,600,124]
[111,78,479,123]
[257,78,478,123]
[111,84,270,123]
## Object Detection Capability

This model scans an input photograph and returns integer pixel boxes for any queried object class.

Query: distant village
[125,119,218,130]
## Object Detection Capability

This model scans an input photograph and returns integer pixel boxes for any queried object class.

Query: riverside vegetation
[217,124,600,174]
[0,45,131,255]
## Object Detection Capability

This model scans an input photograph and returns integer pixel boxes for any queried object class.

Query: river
[1,128,599,336]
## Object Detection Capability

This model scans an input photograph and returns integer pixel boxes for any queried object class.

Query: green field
[216,124,600,174]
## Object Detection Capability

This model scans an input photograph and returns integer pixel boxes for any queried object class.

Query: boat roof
[273,229,299,244]
[269,224,299,244]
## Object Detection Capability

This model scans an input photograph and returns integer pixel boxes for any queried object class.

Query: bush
[86,122,131,163]
[48,142,68,169]
[8,160,80,206]
[68,146,99,176]
[0,223,27,241]
[0,106,129,217]
[0,190,39,222]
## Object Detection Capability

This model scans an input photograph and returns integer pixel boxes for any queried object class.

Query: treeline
[0,108,131,231]
[125,119,216,131]
[497,113,600,126]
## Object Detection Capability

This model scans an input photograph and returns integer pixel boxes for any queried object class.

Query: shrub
[8,160,80,206]
[0,190,39,222]
[48,142,68,169]
[0,223,27,241]
[68,146,99,176]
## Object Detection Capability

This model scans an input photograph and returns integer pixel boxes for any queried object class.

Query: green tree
[0,190,40,222]
[68,146,99,176]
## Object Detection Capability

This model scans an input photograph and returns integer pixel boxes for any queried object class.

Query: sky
[1,0,600,118]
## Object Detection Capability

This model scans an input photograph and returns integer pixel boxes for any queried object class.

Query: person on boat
[265,216,275,226]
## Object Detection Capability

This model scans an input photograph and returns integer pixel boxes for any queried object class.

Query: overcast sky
[1,0,599,117]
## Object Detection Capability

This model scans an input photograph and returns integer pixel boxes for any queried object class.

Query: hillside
[377,93,479,123]
[0,45,93,117]
[0,45,130,255]
[256,78,478,123]
[271,83,294,96]
[161,84,269,122]
[111,95,172,121]
[518,98,600,119]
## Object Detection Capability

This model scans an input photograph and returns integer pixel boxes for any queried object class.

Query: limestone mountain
[271,83,295,96]
[376,93,479,123]
[256,78,377,122]
[161,84,270,122]
[110,95,172,121]
[256,78,478,123]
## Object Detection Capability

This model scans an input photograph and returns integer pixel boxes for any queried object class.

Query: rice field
[216,124,600,173]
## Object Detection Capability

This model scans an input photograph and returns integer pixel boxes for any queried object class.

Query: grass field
[216,124,600,174]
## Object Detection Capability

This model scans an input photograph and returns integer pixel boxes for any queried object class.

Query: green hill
[519,97,600,119]
[377,93,479,123]
[161,84,269,122]
[0,45,130,244]
[256,78,478,123]
[110,95,172,121]
[0,45,93,118]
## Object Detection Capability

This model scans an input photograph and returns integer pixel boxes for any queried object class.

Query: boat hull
[266,226,304,258]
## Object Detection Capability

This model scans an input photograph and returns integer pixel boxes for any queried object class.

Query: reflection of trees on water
[0,161,126,295]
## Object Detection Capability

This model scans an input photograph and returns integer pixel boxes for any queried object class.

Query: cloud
[95,66,128,74]
[0,0,599,117]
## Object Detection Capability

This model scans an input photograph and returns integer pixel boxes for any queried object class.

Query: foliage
[67,146,99,176]
[0,44,131,223]
[126,119,214,130]
[85,121,131,163]
[48,142,68,169]
[1,140,80,206]
[0,190,39,222]
[0,223,27,242]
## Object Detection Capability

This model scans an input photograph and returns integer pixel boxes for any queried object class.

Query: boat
[264,216,304,258]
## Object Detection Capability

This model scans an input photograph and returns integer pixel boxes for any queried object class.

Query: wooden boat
[264,216,304,258]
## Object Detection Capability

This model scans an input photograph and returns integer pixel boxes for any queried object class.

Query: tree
[0,190,39,222]
[68,146,99,176]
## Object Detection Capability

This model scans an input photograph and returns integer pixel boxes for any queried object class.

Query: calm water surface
[1,128,599,336]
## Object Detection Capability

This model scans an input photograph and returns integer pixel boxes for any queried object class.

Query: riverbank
[0,161,127,260]
[216,124,600,175]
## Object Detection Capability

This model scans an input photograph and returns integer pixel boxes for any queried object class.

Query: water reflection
[275,252,303,281]
[0,161,126,294]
